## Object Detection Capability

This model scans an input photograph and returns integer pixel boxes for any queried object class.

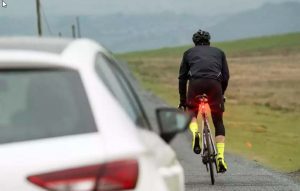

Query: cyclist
[178,29,229,173]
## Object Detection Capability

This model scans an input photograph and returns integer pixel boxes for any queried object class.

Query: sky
[0,0,299,17]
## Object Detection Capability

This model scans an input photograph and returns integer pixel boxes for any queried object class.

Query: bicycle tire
[204,123,215,185]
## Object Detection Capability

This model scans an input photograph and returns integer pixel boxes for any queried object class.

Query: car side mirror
[156,108,192,143]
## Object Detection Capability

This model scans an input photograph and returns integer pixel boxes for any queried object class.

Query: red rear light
[27,159,138,191]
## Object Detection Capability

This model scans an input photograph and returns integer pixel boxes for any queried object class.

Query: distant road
[140,91,300,191]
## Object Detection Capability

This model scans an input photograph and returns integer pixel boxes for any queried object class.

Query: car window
[95,53,148,128]
[0,69,97,144]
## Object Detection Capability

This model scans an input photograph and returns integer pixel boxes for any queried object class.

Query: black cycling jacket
[178,45,230,104]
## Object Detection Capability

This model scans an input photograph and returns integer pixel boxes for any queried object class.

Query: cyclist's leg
[211,112,227,172]
[187,81,201,154]
[211,112,225,142]
[187,106,201,154]
[207,80,225,145]
[207,80,228,172]
[187,106,198,132]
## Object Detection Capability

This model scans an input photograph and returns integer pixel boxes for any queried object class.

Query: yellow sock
[189,118,199,150]
[189,118,198,134]
[216,143,225,159]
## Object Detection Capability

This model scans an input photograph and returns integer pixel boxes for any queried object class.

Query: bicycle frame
[195,94,224,184]
[199,100,217,159]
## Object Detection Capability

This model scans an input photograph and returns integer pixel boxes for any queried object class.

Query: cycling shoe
[193,133,201,154]
[217,157,227,173]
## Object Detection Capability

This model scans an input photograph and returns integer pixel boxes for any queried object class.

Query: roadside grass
[225,104,300,172]
[117,32,300,172]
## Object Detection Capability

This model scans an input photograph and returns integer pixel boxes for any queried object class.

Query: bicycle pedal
[202,157,208,165]
[201,149,208,164]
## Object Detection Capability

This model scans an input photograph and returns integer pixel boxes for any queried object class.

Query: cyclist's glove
[178,103,186,111]
[223,95,226,103]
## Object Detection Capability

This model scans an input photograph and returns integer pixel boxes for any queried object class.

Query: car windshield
[0,69,97,144]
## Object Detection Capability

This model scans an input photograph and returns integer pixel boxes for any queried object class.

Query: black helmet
[192,30,211,45]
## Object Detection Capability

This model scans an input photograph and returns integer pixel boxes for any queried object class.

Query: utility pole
[72,24,76,39]
[76,17,81,38]
[36,0,42,36]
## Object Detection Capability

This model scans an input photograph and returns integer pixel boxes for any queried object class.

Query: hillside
[118,33,300,172]
[121,32,300,58]
[208,1,300,42]
[1,2,300,52]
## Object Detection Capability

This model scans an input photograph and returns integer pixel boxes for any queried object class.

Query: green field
[118,32,300,172]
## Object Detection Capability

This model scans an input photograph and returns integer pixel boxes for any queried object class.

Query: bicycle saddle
[195,94,208,103]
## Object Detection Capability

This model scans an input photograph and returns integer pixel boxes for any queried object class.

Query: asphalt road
[171,133,300,191]
[140,91,300,191]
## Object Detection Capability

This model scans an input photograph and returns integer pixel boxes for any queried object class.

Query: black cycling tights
[187,79,226,137]
[189,110,225,137]
[211,112,225,137]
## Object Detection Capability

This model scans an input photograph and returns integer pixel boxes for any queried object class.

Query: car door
[94,53,184,191]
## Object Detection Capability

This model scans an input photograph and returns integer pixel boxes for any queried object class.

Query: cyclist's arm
[178,52,189,105]
[221,51,230,94]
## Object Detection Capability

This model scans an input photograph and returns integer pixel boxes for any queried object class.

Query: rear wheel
[204,124,215,185]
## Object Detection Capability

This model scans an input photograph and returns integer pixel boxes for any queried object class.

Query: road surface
[140,91,300,191]
[171,133,299,191]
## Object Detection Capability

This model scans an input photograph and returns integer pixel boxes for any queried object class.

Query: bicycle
[195,94,218,185]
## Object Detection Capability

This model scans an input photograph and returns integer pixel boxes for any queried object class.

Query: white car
[0,37,191,191]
